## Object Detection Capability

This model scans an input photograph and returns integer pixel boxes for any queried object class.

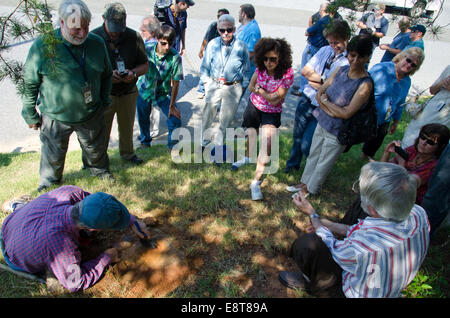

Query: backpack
[337,77,378,150]
[154,0,172,22]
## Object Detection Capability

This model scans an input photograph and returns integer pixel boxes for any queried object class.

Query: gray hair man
[140,15,161,43]
[21,0,114,192]
[199,14,250,148]
[91,2,149,165]
[279,162,430,297]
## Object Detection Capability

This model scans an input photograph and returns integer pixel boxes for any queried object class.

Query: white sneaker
[232,157,250,171]
[251,181,263,201]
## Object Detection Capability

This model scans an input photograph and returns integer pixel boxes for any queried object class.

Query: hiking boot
[2,195,33,213]
[278,270,310,290]
[231,157,250,171]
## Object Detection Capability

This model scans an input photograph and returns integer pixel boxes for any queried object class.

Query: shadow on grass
[1,116,436,298]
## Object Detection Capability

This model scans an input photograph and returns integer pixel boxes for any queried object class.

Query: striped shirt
[316,204,430,298]
[1,185,134,292]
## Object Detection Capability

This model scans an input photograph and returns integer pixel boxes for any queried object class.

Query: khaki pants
[300,124,346,194]
[201,80,243,146]
[104,90,138,160]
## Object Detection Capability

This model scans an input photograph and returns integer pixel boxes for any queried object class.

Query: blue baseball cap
[80,192,130,230]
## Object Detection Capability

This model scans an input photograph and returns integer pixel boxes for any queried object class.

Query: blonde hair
[393,47,425,75]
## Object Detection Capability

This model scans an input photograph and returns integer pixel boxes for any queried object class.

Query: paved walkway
[1,0,449,153]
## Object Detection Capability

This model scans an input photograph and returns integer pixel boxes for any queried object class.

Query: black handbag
[337,77,378,148]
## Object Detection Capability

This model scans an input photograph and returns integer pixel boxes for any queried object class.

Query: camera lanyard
[63,44,88,84]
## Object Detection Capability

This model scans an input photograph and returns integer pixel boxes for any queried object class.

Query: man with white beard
[21,0,114,192]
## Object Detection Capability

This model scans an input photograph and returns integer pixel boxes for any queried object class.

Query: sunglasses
[263,56,278,63]
[405,57,418,68]
[219,28,234,34]
[419,133,437,146]
[159,40,171,46]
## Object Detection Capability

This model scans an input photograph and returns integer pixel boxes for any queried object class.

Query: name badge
[82,84,93,104]
[117,60,126,74]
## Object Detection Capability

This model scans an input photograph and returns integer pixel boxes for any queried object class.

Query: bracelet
[309,213,320,219]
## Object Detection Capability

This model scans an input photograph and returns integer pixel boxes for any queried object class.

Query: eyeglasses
[263,56,278,63]
[352,180,360,194]
[405,57,418,68]
[419,133,437,146]
[219,28,234,34]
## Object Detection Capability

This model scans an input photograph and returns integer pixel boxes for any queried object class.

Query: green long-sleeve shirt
[21,29,113,125]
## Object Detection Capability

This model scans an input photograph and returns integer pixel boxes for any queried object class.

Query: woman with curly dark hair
[231,37,294,200]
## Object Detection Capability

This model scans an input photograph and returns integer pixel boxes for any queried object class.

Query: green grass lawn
[0,116,449,298]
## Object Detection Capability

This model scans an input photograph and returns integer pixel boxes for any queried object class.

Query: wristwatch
[309,213,320,219]
[132,70,137,79]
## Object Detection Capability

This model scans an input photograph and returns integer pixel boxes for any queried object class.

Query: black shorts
[242,99,281,130]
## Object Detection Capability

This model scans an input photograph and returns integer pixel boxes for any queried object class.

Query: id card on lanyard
[219,40,235,86]
[63,44,92,104]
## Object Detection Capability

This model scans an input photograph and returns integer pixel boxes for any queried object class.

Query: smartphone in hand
[394,146,409,161]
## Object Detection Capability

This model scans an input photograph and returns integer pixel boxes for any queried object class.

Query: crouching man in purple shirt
[0,185,150,292]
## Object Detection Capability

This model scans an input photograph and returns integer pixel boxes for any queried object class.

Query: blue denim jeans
[0,232,26,272]
[197,80,205,94]
[286,94,318,169]
[422,144,450,238]
[298,43,320,92]
[136,94,182,149]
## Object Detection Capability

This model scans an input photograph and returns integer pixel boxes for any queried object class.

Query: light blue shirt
[303,45,349,106]
[403,38,425,52]
[200,36,251,88]
[236,19,261,77]
[369,61,411,125]
[380,32,411,62]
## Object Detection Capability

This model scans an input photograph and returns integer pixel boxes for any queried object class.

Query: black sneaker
[37,185,49,193]
[127,155,144,165]
[278,271,310,290]
[137,143,151,150]
[283,166,300,174]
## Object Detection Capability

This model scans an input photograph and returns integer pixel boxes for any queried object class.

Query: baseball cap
[410,24,426,35]
[179,0,195,6]
[80,192,131,230]
[103,2,126,33]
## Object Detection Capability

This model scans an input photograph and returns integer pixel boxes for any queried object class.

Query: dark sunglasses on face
[405,57,418,68]
[219,28,234,34]
[264,56,278,63]
[419,133,437,146]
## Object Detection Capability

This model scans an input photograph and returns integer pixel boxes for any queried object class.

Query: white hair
[142,15,160,34]
[58,0,92,24]
[359,162,419,222]
[218,14,235,27]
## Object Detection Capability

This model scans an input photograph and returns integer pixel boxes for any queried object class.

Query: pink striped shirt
[316,205,430,298]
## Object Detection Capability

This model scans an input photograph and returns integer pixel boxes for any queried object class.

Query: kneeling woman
[289,35,374,196]
[232,38,294,200]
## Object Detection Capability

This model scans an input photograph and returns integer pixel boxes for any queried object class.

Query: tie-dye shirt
[250,67,294,113]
